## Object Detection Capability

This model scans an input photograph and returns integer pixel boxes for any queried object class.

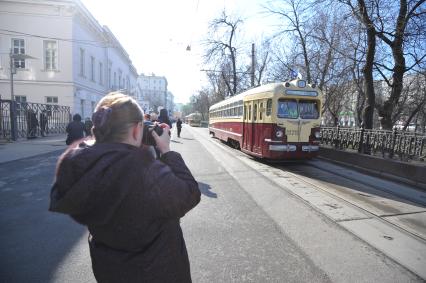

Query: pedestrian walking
[158,108,172,129]
[49,92,200,282]
[40,110,48,137]
[26,109,38,139]
[65,114,85,145]
[84,117,93,137]
[177,118,182,138]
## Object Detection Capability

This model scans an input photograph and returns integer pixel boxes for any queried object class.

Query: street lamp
[9,49,37,101]
[9,49,36,140]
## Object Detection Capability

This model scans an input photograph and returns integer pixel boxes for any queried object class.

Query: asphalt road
[0,124,424,282]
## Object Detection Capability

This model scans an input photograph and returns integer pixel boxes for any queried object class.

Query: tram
[185,112,202,127]
[208,79,322,160]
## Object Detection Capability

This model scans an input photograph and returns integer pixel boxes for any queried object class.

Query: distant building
[138,73,167,112]
[0,0,140,117]
[166,91,175,114]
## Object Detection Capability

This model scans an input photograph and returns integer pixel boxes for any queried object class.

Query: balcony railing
[320,126,426,162]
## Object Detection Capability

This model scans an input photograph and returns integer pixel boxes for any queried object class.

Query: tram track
[203,128,426,244]
[195,127,426,242]
[187,126,426,279]
[203,130,426,240]
[272,162,426,242]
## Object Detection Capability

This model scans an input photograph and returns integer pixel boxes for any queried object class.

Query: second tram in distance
[185,112,203,127]
[208,79,322,160]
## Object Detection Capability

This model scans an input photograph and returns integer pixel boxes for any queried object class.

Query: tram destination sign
[285,90,318,97]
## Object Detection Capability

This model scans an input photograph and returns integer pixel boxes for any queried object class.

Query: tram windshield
[299,100,319,119]
[277,99,298,119]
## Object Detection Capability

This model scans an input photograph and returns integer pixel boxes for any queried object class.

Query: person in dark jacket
[176,118,183,138]
[84,117,93,137]
[158,108,172,129]
[40,110,48,137]
[27,109,39,139]
[49,92,200,283]
[65,114,85,145]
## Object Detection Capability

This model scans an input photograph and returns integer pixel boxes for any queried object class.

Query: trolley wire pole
[251,43,255,87]
[9,49,37,141]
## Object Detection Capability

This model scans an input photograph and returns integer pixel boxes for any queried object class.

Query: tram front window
[299,100,319,119]
[277,99,298,119]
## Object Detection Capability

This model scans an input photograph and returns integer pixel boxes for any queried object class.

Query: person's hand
[152,123,170,154]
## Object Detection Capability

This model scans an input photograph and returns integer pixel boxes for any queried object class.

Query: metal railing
[0,99,70,141]
[320,126,426,161]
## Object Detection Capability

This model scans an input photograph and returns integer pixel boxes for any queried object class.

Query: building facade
[137,73,168,113]
[0,0,140,118]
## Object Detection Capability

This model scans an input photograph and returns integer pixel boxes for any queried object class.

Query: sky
[81,0,276,103]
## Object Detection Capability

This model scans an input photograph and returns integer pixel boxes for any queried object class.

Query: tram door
[252,101,261,154]
[242,101,253,152]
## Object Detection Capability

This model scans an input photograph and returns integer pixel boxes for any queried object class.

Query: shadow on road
[198,182,217,198]
[0,151,90,283]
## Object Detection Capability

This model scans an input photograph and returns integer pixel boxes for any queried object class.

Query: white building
[138,73,168,113]
[0,0,140,118]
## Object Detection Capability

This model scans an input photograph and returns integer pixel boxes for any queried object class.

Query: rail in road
[184,124,426,280]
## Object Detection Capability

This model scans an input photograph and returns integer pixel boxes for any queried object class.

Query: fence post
[389,127,397,159]
[334,125,340,148]
[10,100,17,141]
[358,125,364,153]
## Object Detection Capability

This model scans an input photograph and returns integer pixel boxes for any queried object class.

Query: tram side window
[266,99,272,116]
[299,100,319,119]
[254,104,257,121]
[248,105,251,120]
[277,99,298,119]
[239,106,243,116]
[259,102,263,120]
[244,106,247,120]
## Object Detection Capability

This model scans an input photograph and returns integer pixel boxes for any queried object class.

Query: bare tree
[373,0,426,130]
[401,72,426,131]
[204,10,243,96]
[253,39,272,86]
[264,0,314,83]
[337,0,378,130]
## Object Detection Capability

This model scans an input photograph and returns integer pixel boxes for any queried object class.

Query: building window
[12,39,25,68]
[90,56,95,81]
[46,96,58,104]
[99,62,103,85]
[108,67,111,88]
[118,72,122,89]
[44,40,57,70]
[79,48,85,77]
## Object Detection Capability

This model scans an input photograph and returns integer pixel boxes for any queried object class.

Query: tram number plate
[287,130,299,136]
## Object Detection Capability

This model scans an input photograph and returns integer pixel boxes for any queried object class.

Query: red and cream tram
[208,79,322,160]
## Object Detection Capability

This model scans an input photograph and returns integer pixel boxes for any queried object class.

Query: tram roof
[209,80,317,111]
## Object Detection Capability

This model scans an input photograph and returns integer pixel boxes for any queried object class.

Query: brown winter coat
[49,142,200,282]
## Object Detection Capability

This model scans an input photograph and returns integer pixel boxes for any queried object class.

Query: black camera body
[142,123,163,146]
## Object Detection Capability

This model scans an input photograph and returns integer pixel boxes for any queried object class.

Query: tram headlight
[314,131,320,139]
[275,129,284,138]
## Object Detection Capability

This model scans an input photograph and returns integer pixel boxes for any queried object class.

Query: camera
[142,123,163,146]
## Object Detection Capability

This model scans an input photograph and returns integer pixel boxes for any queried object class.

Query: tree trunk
[359,0,376,130]
[377,0,408,130]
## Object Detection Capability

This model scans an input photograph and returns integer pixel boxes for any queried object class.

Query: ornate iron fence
[320,126,426,161]
[0,99,70,141]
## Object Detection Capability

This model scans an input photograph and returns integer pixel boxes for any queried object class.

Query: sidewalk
[0,134,67,164]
